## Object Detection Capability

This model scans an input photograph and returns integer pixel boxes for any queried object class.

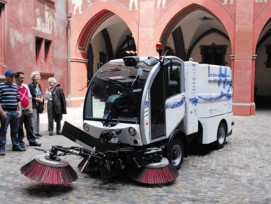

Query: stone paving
[0,107,271,204]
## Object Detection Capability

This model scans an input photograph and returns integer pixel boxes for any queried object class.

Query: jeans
[18,109,37,145]
[32,108,40,135]
[0,111,21,151]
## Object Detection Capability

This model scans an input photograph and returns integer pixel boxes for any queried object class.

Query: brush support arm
[48,145,102,160]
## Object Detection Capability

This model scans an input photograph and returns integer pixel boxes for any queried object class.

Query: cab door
[150,66,166,140]
[149,59,185,140]
[164,61,185,136]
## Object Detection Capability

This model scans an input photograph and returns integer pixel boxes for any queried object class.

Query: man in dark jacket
[45,77,67,136]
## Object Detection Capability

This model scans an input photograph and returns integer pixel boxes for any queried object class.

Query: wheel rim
[170,144,182,167]
[217,126,226,145]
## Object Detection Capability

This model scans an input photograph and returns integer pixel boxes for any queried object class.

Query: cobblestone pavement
[0,107,271,204]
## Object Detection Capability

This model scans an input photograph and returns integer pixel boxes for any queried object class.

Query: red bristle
[78,158,99,173]
[78,158,87,172]
[21,155,78,185]
[129,163,179,185]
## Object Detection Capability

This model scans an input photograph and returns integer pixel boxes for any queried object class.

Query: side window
[35,37,52,70]
[201,44,227,66]
[166,64,181,98]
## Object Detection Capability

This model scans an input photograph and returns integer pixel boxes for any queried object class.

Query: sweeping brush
[21,154,78,185]
[129,157,179,185]
[78,157,102,174]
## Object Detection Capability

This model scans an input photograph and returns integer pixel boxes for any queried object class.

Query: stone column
[232,0,256,115]
[137,0,156,56]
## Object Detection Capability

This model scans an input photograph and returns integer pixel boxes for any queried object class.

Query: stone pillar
[232,0,256,115]
[69,59,88,107]
[137,0,156,56]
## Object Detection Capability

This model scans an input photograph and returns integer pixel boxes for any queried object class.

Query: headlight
[83,123,90,132]
[128,127,136,136]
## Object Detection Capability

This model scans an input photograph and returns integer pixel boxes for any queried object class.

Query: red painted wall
[0,0,67,94]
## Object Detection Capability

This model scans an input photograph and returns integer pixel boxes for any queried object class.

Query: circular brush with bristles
[129,157,179,185]
[21,154,78,185]
[78,158,101,173]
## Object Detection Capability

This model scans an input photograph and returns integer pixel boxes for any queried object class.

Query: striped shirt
[0,82,21,111]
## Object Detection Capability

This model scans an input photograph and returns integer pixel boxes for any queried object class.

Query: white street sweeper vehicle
[21,45,234,185]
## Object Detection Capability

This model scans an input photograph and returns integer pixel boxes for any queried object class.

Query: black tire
[166,138,184,169]
[214,122,227,149]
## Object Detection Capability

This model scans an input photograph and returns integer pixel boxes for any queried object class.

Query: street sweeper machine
[21,45,234,185]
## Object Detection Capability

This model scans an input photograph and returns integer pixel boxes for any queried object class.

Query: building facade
[0,0,68,93]
[1,0,271,115]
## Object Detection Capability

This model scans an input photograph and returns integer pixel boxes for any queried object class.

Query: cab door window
[166,63,181,98]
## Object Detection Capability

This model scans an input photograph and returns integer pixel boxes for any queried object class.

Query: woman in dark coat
[28,71,44,137]
[45,77,67,136]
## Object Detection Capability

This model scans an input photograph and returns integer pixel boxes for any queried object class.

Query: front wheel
[166,138,184,169]
[214,122,227,149]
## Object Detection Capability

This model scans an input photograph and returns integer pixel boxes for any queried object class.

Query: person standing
[45,77,67,136]
[15,72,41,149]
[28,71,43,137]
[0,70,24,156]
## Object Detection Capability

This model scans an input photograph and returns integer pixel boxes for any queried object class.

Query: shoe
[29,141,41,146]
[35,134,42,137]
[20,144,26,151]
[20,143,25,149]
[0,151,5,156]
[35,136,41,139]
[12,147,26,152]
[49,132,53,136]
[57,132,61,135]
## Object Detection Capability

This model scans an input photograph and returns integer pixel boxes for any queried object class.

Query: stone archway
[253,3,271,53]
[153,0,235,52]
[253,3,271,110]
[254,19,271,109]
[70,1,138,58]
[68,1,139,106]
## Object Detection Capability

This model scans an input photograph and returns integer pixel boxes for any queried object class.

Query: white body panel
[182,61,233,144]
[83,121,143,146]
[165,93,185,136]
[143,90,151,144]
[196,64,232,117]
[194,64,233,143]
[199,112,233,144]
[183,61,199,135]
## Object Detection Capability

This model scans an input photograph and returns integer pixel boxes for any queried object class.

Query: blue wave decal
[189,97,198,106]
[189,92,232,106]
[210,67,231,89]
[218,67,227,88]
[165,97,185,109]
[198,92,232,102]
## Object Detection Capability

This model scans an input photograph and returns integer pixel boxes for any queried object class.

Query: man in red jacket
[15,72,41,149]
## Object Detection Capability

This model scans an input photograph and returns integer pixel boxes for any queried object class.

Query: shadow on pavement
[188,141,228,156]
[24,184,74,197]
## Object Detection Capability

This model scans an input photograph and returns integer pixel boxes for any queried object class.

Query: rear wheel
[214,122,227,149]
[166,138,184,169]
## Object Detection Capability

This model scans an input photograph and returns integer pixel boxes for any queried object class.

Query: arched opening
[77,11,137,83]
[115,34,137,58]
[255,18,271,110]
[160,6,231,66]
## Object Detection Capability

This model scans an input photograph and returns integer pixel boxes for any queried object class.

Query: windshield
[84,60,152,126]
